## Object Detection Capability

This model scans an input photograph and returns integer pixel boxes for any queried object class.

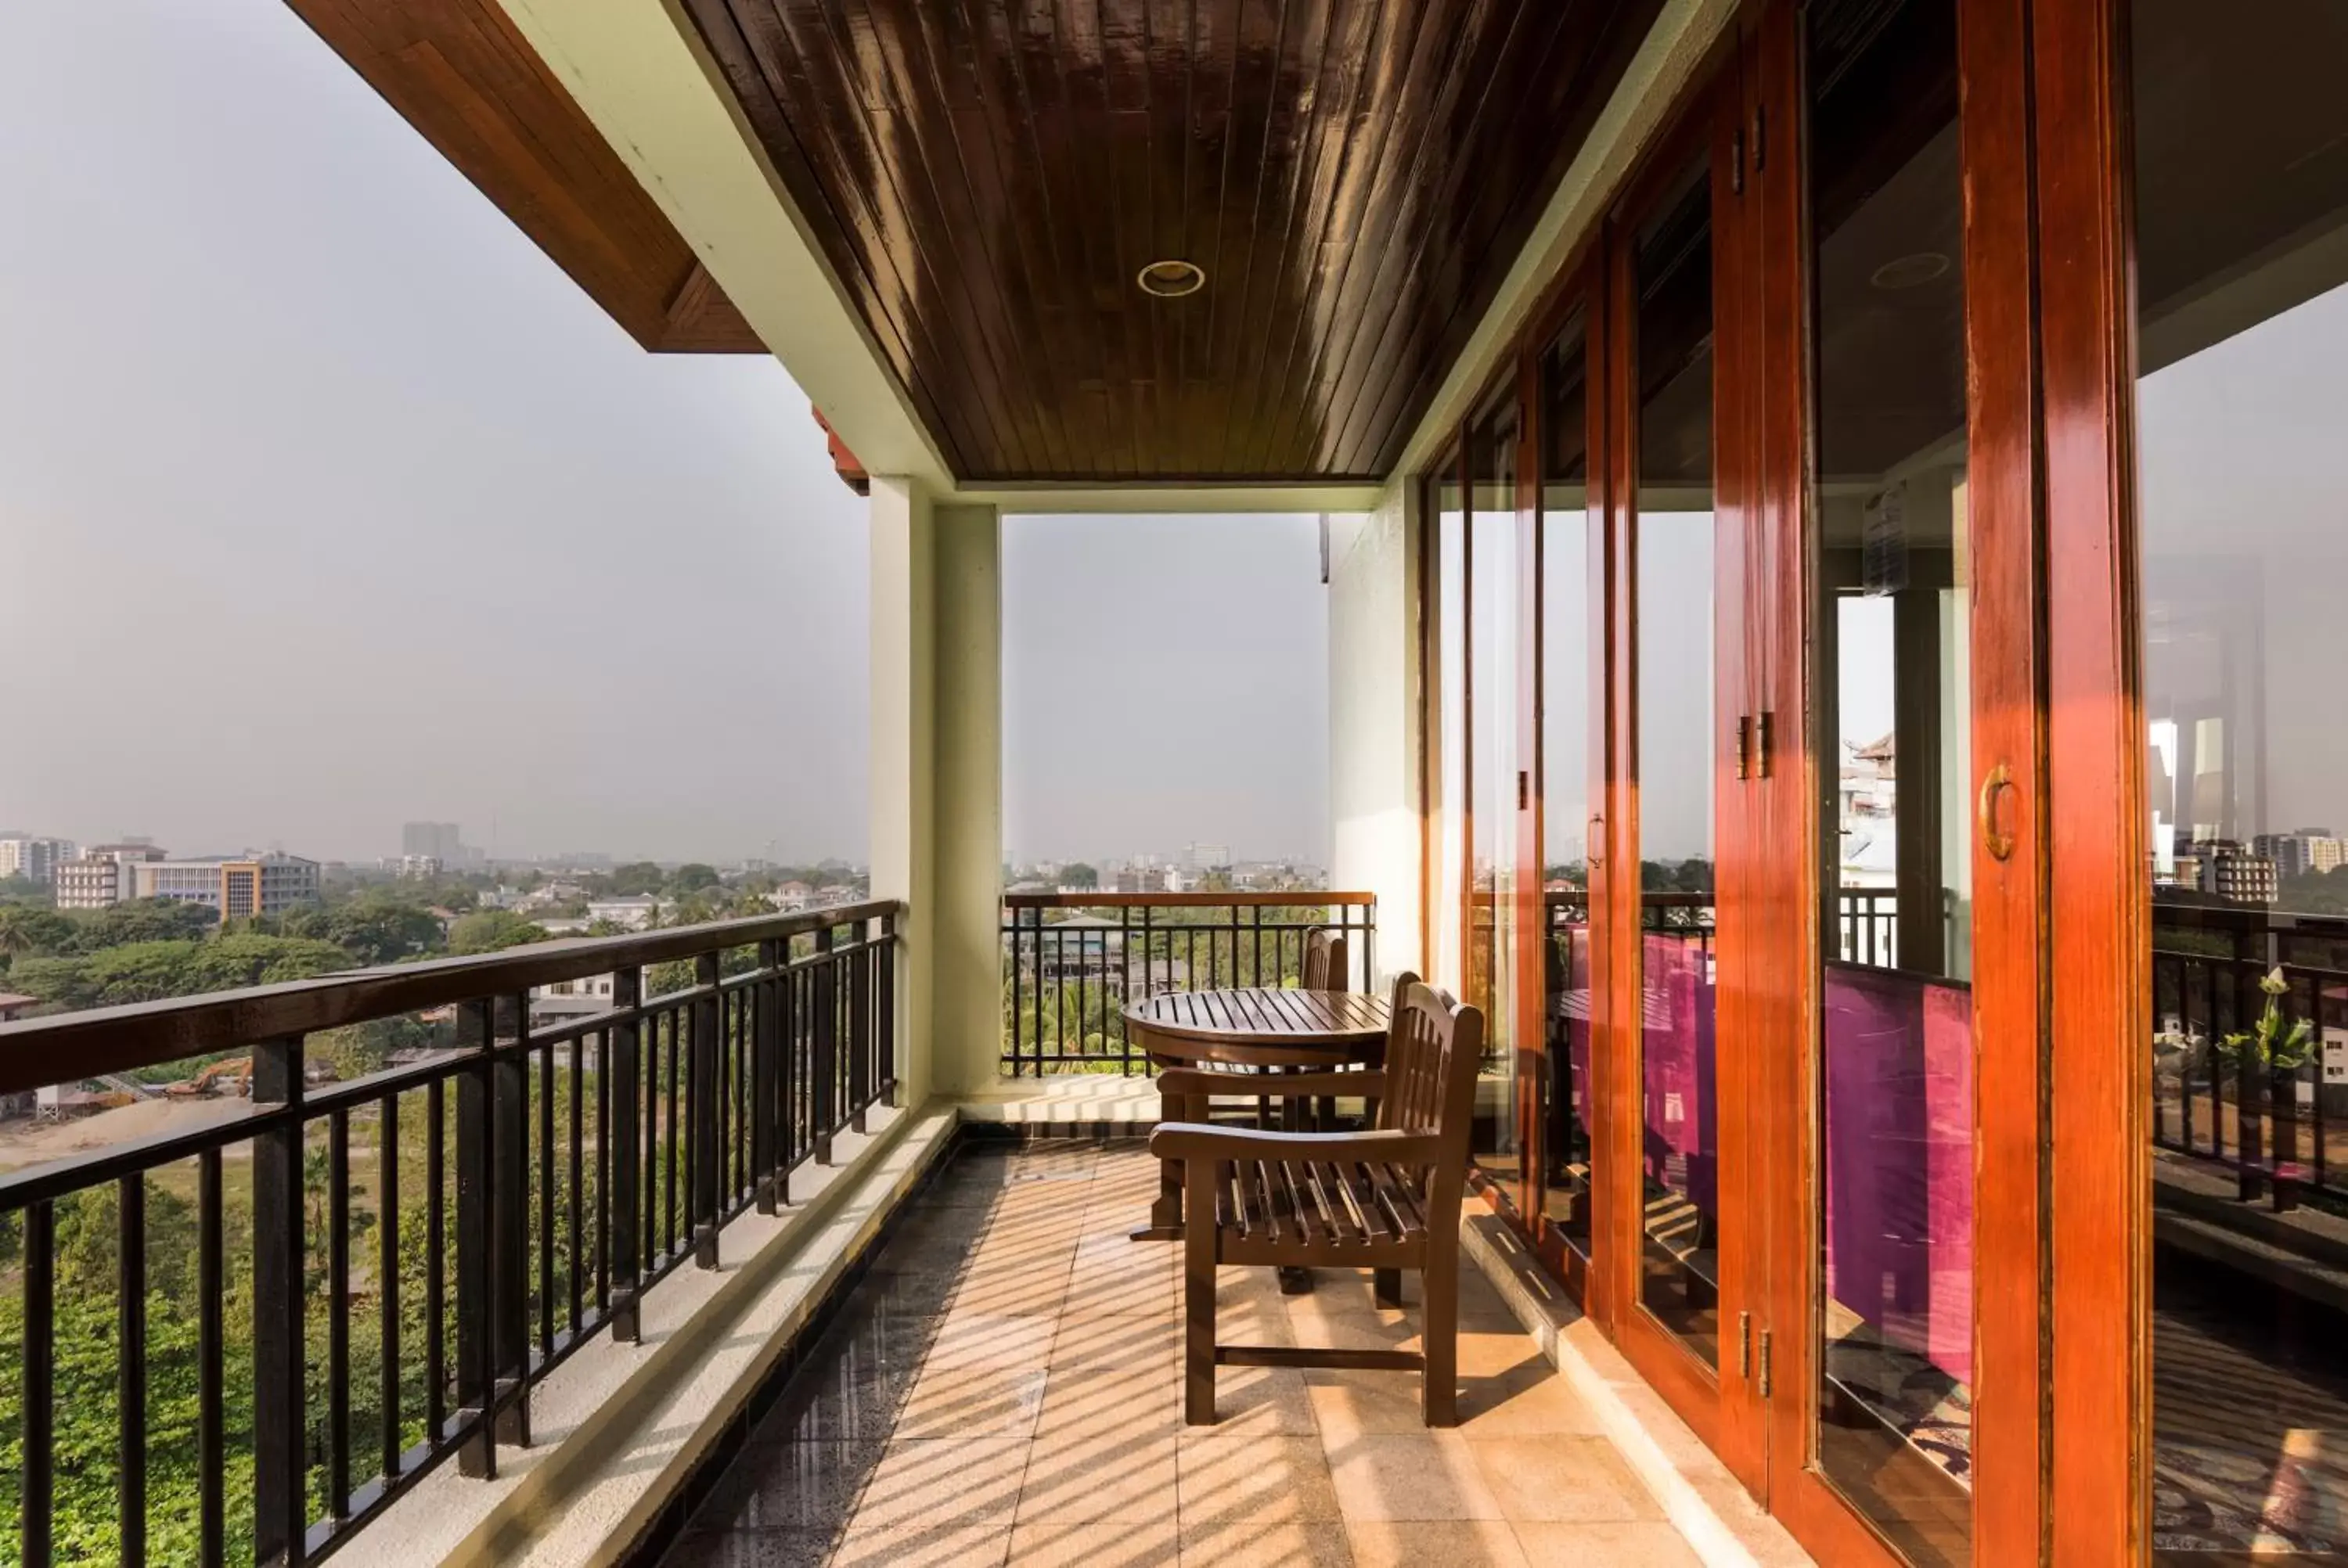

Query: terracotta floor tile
[951,1269,1074,1317]
[925,1312,1057,1370]
[1468,1436,1665,1523]
[1511,1520,1705,1567]
[1176,1518,1355,1566]
[1323,1432,1504,1522]
[1016,1430,1179,1523]
[893,1365,1048,1439]
[847,1437,1032,1529]
[1176,1431,1343,1525]
[1197,1363,1319,1433]
[1035,1364,1187,1441]
[829,1522,1013,1567]
[1009,1519,1183,1567]
[1343,1519,1530,1568]
[1050,1308,1181,1369]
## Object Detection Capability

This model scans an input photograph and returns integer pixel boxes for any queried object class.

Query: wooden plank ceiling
[287,0,765,354]
[682,0,1662,483]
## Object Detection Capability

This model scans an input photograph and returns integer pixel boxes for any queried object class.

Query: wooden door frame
[2033,0,2145,1556]
[1740,0,2055,1556]
[1595,38,1758,1473]
[1517,246,1608,1304]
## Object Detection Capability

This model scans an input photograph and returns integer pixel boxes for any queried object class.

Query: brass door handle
[1979,763,2016,861]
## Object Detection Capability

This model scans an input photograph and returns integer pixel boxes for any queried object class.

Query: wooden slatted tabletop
[1123,986,1390,1054]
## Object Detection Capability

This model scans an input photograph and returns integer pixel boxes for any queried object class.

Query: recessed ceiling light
[1137,259,1206,298]
[1871,252,1950,290]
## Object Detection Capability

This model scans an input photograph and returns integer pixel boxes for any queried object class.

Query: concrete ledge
[1460,1214,1813,1568]
[340,1099,959,1568]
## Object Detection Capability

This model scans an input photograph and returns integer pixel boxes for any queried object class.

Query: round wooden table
[1125,987,1392,1250]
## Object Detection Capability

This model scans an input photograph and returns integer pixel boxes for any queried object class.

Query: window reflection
[1469,404,1521,1189]
[2131,0,2348,1555]
[1543,316,1595,1256]
[1806,0,1972,1559]
[1633,160,1720,1365]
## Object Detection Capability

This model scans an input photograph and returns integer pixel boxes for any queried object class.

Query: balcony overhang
[285,0,767,355]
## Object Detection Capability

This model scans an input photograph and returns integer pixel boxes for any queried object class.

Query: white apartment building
[0,836,76,886]
[53,843,167,910]
[586,895,664,931]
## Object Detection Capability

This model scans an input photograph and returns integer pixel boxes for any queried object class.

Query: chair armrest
[1147,1122,1442,1165]
[1156,1067,1384,1100]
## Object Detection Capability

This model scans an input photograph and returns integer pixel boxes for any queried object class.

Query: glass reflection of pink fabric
[1641,931,1717,1217]
[1822,966,1974,1385]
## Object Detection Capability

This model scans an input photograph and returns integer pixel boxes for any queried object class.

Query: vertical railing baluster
[665,1006,680,1263]
[610,969,643,1343]
[596,1027,612,1316]
[119,1172,147,1566]
[880,912,900,1104]
[538,1035,556,1350]
[754,938,781,1212]
[692,953,722,1267]
[380,1092,402,1483]
[199,1149,225,1568]
[427,1078,447,1441]
[23,1198,53,1568]
[329,1106,353,1519]
[494,994,531,1448]
[569,1028,585,1336]
[253,1034,309,1555]
[1008,901,1023,1076]
[851,920,873,1132]
[456,1003,495,1479]
[813,926,837,1164]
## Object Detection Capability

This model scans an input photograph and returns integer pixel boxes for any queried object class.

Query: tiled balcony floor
[661,1138,1702,1567]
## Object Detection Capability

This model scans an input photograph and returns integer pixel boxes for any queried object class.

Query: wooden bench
[1147,973,1484,1425]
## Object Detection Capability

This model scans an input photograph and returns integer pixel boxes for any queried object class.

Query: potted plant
[2217,966,2316,1210]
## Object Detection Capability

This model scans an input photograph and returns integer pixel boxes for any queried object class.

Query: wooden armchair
[1146,974,1484,1426]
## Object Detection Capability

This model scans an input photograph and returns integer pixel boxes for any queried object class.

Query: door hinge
[1518,769,1531,811]
[1756,710,1774,779]
[1758,1329,1774,1399]
[1737,1312,1752,1378]
[1731,128,1746,195]
[1734,715,1752,779]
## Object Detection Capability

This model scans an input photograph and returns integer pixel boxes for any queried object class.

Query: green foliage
[1060,863,1099,890]
[671,863,721,894]
[67,900,220,951]
[605,862,668,897]
[280,898,446,966]
[445,910,551,955]
[9,935,352,1010]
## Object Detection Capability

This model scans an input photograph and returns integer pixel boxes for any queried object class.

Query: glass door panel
[1632,157,1723,1366]
[2127,2,2348,1555]
[1435,470,1468,999]
[1542,315,1596,1259]
[1470,402,1523,1192]
[1805,1,1972,1560]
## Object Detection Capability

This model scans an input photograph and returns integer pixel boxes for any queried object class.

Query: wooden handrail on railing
[0,901,902,1565]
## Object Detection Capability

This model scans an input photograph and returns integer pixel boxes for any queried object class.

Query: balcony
[0,904,1799,1568]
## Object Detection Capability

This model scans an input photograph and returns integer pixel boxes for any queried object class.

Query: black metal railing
[1837,888,1900,967]
[2152,898,2346,1211]
[0,902,898,1567]
[1000,892,1376,1075]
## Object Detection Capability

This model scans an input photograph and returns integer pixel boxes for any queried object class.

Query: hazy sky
[1003,514,1328,867]
[0,1,1331,871]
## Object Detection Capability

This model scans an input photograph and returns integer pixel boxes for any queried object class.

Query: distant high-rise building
[0,836,76,885]
[55,843,167,910]
[402,822,463,862]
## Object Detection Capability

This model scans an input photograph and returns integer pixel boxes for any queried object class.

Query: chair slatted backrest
[1302,929,1349,993]
[1372,973,1484,1162]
